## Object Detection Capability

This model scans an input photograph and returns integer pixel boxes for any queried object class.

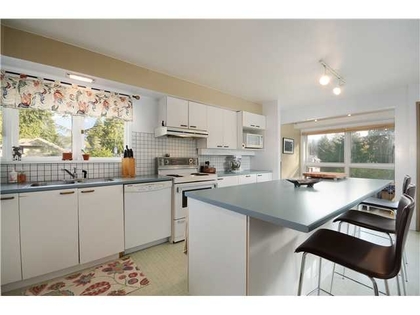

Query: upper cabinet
[203,106,237,149]
[241,111,266,130]
[158,96,207,131]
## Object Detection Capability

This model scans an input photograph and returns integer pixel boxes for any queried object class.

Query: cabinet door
[1,194,22,285]
[238,174,257,185]
[223,109,238,149]
[20,190,78,280]
[78,185,124,264]
[256,173,272,183]
[217,176,239,187]
[206,106,224,148]
[189,101,207,131]
[243,111,266,130]
[166,97,189,128]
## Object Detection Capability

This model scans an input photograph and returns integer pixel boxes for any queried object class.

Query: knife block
[122,158,136,178]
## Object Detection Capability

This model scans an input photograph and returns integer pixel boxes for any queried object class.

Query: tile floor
[3,229,419,296]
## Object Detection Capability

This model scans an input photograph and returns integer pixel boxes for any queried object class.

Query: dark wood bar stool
[295,194,415,296]
[332,184,416,295]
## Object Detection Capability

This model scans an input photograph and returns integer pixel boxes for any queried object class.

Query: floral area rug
[24,256,150,296]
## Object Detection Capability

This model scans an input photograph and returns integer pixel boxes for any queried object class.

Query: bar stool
[332,184,416,295]
[295,194,415,296]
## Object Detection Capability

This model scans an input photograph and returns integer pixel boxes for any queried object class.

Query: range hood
[155,126,208,138]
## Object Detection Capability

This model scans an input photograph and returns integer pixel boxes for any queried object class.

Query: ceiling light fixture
[66,73,95,83]
[319,60,345,95]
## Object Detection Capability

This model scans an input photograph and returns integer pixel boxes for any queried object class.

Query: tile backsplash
[1,162,121,184]
[1,132,253,184]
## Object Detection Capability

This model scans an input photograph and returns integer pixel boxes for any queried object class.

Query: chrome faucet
[62,167,78,179]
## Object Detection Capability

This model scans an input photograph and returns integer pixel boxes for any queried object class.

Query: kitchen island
[186,178,391,295]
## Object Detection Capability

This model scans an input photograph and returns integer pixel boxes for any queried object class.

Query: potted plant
[82,149,90,161]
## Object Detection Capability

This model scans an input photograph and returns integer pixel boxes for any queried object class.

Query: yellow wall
[1,25,261,114]
[281,123,301,178]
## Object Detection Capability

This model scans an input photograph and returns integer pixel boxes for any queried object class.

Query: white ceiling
[2,19,419,108]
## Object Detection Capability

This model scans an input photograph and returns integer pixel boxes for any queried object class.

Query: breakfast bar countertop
[186,177,391,232]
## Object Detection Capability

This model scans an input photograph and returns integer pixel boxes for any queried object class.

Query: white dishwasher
[124,181,172,253]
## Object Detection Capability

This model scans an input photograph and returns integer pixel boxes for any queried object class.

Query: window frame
[302,127,395,178]
[1,108,131,162]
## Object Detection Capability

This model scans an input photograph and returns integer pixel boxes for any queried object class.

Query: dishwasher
[124,181,172,253]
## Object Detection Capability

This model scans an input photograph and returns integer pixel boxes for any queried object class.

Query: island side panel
[188,199,248,295]
[249,217,333,295]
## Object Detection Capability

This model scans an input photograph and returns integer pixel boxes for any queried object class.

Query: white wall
[280,85,419,229]
[132,96,159,133]
[251,100,281,180]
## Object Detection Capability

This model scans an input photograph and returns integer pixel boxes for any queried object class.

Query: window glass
[83,117,124,157]
[351,128,395,163]
[350,168,394,180]
[306,166,345,173]
[19,109,72,157]
[307,133,344,163]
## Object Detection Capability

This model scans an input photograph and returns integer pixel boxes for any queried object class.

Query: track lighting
[319,60,345,95]
[66,73,94,83]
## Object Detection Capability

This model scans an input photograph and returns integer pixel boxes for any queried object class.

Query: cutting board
[302,172,346,180]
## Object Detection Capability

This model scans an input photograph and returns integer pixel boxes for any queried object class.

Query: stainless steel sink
[29,182,49,187]
[27,178,115,187]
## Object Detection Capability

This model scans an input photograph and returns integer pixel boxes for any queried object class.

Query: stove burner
[191,173,209,176]
[166,174,184,177]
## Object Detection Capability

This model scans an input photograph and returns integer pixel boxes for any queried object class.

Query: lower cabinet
[19,189,79,280]
[238,174,257,185]
[256,173,273,182]
[78,185,124,264]
[1,194,22,285]
[217,176,239,188]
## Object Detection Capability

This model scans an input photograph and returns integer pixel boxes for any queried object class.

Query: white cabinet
[238,174,257,185]
[189,101,207,131]
[159,97,208,131]
[78,185,124,264]
[256,173,273,182]
[242,111,266,130]
[19,189,79,280]
[1,194,22,285]
[217,176,239,188]
[203,106,237,149]
[159,96,189,128]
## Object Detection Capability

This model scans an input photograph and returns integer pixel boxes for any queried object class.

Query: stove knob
[164,159,169,165]
[189,158,193,165]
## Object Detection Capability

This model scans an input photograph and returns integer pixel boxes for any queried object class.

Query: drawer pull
[224,146,229,148]
[180,124,188,127]
[1,196,15,201]
[81,190,95,194]
[257,174,262,177]
[256,125,260,128]
[177,220,186,224]
[217,145,223,148]
[218,178,224,180]
[251,124,255,127]
[245,175,251,177]
[190,125,197,128]
[60,191,75,195]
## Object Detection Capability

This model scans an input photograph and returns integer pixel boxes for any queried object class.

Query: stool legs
[317,257,322,295]
[370,277,379,296]
[297,253,308,296]
[384,279,390,295]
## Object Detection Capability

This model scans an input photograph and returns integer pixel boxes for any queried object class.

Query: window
[83,117,124,157]
[307,133,344,163]
[303,126,395,180]
[1,108,128,161]
[19,109,72,158]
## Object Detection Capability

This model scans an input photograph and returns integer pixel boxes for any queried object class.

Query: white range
[156,157,218,243]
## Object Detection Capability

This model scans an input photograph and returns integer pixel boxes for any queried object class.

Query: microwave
[243,133,264,149]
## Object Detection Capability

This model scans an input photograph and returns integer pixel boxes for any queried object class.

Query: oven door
[173,181,218,219]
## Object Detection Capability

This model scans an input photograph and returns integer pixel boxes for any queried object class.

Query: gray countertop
[0,175,173,194]
[186,178,391,232]
[217,170,272,177]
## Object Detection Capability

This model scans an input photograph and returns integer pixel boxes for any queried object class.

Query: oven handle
[176,183,218,193]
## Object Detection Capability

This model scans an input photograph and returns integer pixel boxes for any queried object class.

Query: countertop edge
[217,170,272,177]
[0,176,173,194]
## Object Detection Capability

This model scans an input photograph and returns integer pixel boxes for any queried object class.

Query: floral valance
[1,71,133,121]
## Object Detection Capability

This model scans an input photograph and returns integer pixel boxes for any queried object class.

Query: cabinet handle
[190,125,197,128]
[60,191,75,195]
[224,145,229,148]
[245,175,251,178]
[218,178,224,180]
[217,145,223,148]
[177,219,186,224]
[256,125,260,128]
[81,189,95,194]
[251,124,255,127]
[257,174,262,177]
[180,124,188,127]
[1,196,15,201]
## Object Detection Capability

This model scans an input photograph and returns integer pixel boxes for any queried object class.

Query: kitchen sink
[27,178,115,187]
[29,182,49,187]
